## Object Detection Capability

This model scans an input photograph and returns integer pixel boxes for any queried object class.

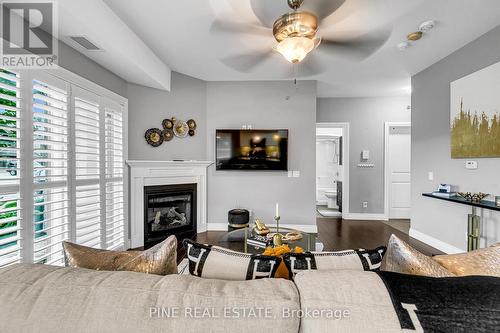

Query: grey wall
[206,81,317,226]
[317,96,411,214]
[58,41,128,97]
[412,26,500,251]
[127,72,207,161]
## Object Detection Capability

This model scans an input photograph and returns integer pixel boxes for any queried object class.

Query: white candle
[275,202,279,217]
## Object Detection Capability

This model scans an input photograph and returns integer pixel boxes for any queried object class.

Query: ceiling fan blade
[250,0,346,27]
[220,51,273,72]
[319,26,392,60]
[210,19,270,36]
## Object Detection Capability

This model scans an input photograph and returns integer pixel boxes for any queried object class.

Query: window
[0,69,22,267]
[0,68,127,268]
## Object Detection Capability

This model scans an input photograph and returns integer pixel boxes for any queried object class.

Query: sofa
[1,263,499,333]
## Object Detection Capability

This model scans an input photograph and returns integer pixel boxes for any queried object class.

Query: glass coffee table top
[218,225,323,254]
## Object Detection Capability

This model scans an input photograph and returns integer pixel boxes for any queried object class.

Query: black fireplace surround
[144,183,197,249]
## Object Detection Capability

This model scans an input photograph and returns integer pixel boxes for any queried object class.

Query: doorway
[384,122,411,219]
[316,123,349,218]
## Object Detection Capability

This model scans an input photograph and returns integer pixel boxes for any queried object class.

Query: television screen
[216,129,288,171]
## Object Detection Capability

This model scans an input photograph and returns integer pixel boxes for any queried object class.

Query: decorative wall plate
[187,119,197,130]
[173,120,189,138]
[145,128,163,147]
[162,118,174,130]
[162,129,174,141]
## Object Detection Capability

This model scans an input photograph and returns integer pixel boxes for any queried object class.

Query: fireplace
[143,183,197,249]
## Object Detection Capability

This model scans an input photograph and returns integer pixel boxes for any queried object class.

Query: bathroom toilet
[324,190,338,209]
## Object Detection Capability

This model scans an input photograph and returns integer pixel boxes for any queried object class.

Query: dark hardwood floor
[194,218,443,257]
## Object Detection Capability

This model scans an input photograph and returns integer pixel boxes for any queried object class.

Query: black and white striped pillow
[183,239,281,280]
[283,246,386,280]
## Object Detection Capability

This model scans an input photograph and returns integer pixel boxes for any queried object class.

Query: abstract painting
[450,61,500,158]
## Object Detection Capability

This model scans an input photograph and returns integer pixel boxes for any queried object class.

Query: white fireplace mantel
[127,160,213,248]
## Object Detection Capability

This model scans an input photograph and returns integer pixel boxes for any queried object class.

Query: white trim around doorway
[316,122,350,217]
[384,122,411,220]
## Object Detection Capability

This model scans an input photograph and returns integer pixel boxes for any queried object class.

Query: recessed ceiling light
[397,41,410,51]
[419,20,436,32]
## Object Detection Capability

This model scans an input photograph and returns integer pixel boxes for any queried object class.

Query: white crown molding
[409,228,464,254]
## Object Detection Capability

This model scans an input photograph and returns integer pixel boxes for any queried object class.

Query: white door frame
[316,122,350,216]
[384,122,411,219]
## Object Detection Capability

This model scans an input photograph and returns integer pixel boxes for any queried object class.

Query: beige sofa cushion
[294,270,402,333]
[0,264,300,333]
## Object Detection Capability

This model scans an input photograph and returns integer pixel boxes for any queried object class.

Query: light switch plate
[293,171,300,178]
[288,171,293,178]
[465,160,478,169]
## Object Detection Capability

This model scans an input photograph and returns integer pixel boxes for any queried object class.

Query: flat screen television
[216,129,288,171]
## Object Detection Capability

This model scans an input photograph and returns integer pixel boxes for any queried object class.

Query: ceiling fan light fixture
[274,36,315,63]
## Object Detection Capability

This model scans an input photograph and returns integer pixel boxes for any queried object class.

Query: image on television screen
[216,129,288,171]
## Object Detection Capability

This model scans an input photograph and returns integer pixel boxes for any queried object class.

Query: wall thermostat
[465,160,478,170]
[362,150,370,160]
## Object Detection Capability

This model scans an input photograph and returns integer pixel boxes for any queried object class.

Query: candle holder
[273,216,283,246]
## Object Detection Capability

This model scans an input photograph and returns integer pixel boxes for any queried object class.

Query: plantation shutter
[0,69,127,268]
[0,69,22,267]
[104,100,125,249]
[32,74,70,265]
[73,87,102,248]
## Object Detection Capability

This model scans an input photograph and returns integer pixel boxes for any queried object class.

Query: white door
[387,125,411,218]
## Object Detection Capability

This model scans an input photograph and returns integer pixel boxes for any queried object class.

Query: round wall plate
[187,119,197,130]
[145,128,163,147]
[173,120,189,138]
[162,129,174,141]
[162,118,174,129]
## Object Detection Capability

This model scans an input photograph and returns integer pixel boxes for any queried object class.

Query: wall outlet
[288,171,293,178]
[428,171,434,181]
[465,160,478,169]
[362,201,368,208]
[293,171,300,178]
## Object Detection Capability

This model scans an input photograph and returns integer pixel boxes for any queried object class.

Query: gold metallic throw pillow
[433,243,500,277]
[381,234,454,277]
[63,236,177,276]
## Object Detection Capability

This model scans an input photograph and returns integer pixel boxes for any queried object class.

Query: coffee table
[218,225,323,254]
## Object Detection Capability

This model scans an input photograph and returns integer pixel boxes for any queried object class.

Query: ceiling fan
[211,0,392,75]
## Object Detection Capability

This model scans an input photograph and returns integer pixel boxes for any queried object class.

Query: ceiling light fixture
[274,36,319,63]
[407,31,423,41]
[419,20,436,32]
[272,0,320,64]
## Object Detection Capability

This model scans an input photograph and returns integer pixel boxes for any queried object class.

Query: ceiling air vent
[69,36,101,51]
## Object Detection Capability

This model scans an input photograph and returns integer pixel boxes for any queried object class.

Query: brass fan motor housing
[273,11,318,42]
[287,0,304,10]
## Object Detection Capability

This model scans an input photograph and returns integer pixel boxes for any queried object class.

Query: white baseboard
[206,223,229,231]
[207,223,318,233]
[409,228,464,254]
[342,213,388,221]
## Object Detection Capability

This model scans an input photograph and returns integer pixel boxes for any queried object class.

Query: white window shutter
[104,101,125,249]
[0,69,127,267]
[0,69,22,267]
[32,75,70,266]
